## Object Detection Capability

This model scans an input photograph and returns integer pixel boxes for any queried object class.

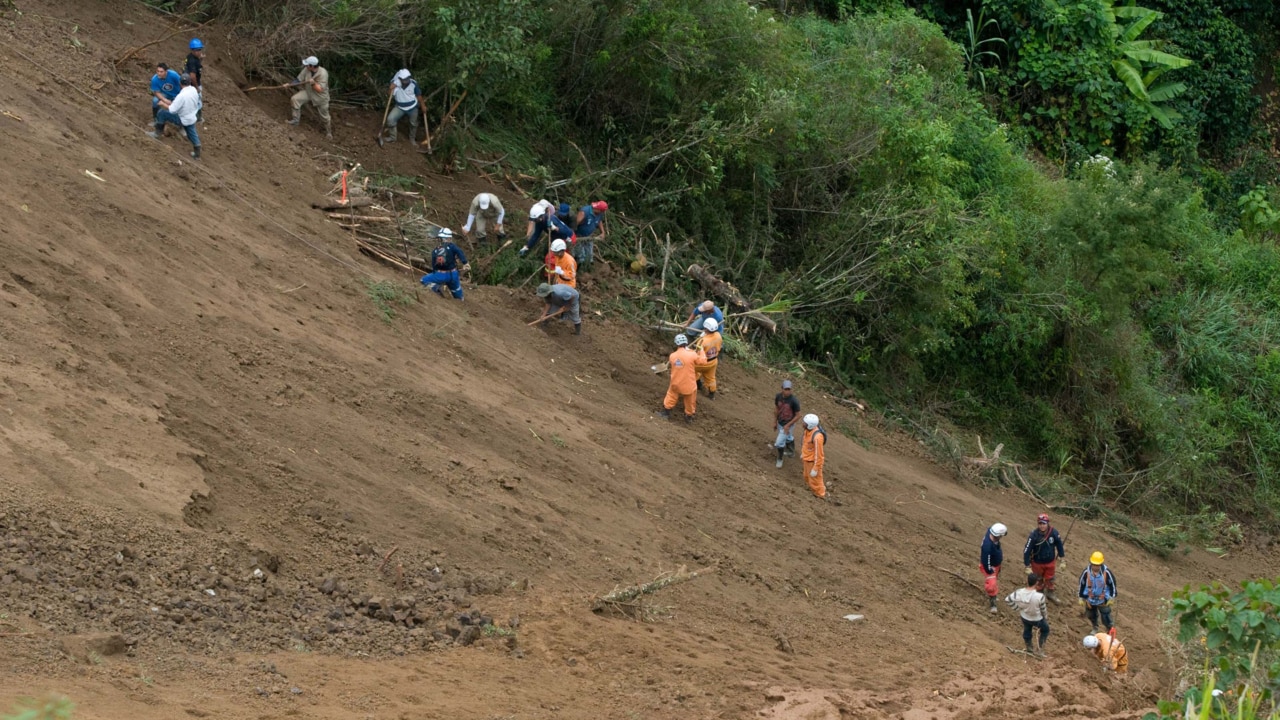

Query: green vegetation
[188,0,1280,527]
[1146,579,1280,719]
[362,279,415,322]
[2,697,74,720]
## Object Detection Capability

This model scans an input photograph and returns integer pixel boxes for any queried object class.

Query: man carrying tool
[550,238,577,288]
[184,39,205,123]
[658,334,706,424]
[149,63,182,121]
[147,75,201,159]
[288,56,332,139]
[573,200,607,268]
[533,283,581,335]
[694,318,723,399]
[519,199,574,257]
[980,523,1008,614]
[1078,551,1118,632]
[380,69,424,145]
[684,300,724,334]
[462,193,505,242]
[419,228,470,300]
[1023,513,1066,603]
[1082,632,1129,673]
[773,380,800,469]
[800,413,827,499]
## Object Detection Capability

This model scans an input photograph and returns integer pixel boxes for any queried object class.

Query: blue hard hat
[557,202,571,216]
[189,38,204,50]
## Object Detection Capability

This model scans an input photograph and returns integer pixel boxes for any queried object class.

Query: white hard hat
[437,227,453,240]
[1082,635,1100,648]
[395,68,411,81]
[478,193,491,209]
[302,56,319,67]
[529,199,551,219]
[550,239,567,252]
[674,334,689,347]
[702,318,719,333]
[803,413,819,429]
[990,523,1008,537]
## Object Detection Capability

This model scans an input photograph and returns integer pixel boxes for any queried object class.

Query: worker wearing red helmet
[1022,512,1066,603]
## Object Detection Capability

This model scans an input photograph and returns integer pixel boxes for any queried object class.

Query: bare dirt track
[1,2,1278,718]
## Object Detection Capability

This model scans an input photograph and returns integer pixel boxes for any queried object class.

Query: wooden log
[355,240,413,272]
[313,196,374,210]
[685,264,778,333]
[327,213,393,222]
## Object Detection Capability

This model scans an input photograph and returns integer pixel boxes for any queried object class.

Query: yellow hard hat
[1090,551,1105,564]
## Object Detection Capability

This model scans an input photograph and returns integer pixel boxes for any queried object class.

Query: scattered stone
[456,625,481,647]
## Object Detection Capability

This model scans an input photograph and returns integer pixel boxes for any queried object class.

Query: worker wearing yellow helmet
[1077,550,1118,633]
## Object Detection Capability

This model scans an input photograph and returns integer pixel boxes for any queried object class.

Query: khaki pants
[384,104,418,142]
[291,90,331,132]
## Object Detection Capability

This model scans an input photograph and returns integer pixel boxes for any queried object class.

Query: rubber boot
[325,123,333,140]
[1046,590,1058,605]
[684,414,694,424]
[574,323,582,335]
[287,111,300,126]
[785,440,795,457]
[657,409,671,419]
[708,391,716,400]
[1037,638,1047,657]
[775,447,784,469]
[191,146,201,160]
[1091,623,1099,634]
[1024,640,1034,655]
[988,597,998,614]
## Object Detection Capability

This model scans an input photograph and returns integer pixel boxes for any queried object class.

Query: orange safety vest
[554,253,577,288]
[667,347,704,394]
[802,426,826,470]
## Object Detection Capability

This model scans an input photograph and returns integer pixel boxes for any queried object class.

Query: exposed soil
[1,2,1278,718]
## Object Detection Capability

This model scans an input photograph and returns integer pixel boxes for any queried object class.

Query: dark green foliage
[1167,579,1280,712]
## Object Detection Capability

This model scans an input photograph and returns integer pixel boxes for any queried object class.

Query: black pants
[1022,617,1049,645]
[1086,604,1113,630]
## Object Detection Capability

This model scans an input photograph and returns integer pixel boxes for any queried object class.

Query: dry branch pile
[313,166,443,274]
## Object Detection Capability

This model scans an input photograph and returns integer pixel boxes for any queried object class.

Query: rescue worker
[685,300,724,334]
[1078,551,1118,632]
[800,413,827,499]
[694,317,723,399]
[1082,632,1128,673]
[773,380,800,469]
[288,56,332,139]
[419,228,470,300]
[573,200,607,268]
[657,334,706,423]
[980,523,1008,614]
[1023,513,1066,603]
[1006,573,1050,656]
[519,199,574,256]
[381,69,424,144]
[149,63,182,121]
[147,75,201,159]
[550,238,577,288]
[534,282,582,335]
[184,39,204,122]
[462,193,505,242]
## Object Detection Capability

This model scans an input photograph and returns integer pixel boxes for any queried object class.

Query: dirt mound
[1,1,1278,718]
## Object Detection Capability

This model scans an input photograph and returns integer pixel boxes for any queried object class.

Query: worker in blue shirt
[420,228,470,300]
[684,300,724,334]
[150,63,183,120]
[573,200,607,268]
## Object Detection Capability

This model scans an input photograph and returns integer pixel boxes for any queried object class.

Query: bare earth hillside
[1,2,1277,718]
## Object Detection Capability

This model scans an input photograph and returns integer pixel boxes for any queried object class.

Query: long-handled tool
[243,83,291,93]
[374,91,393,147]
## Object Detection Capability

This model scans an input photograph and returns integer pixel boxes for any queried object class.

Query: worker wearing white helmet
[1082,632,1128,673]
[980,523,1008,613]
[419,228,470,300]
[519,199,574,257]
[800,413,827,499]
[684,300,724,334]
[287,55,332,139]
[694,317,723,399]
[380,68,424,145]
[550,238,577,288]
[462,193,505,241]
[658,333,707,423]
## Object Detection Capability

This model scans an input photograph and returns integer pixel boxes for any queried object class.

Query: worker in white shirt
[380,69,424,144]
[462,193,505,241]
[147,75,202,159]
[1005,572,1051,656]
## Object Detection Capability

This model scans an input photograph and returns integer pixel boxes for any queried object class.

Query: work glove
[462,263,471,273]
[809,469,817,478]
[553,266,564,276]
[1104,598,1113,607]
[1077,598,1085,607]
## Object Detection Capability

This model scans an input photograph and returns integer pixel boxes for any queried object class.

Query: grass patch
[3,696,74,720]
[364,279,415,322]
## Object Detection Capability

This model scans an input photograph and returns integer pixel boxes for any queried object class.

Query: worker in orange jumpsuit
[694,317,723,399]
[800,413,827,498]
[657,334,706,423]
[548,238,577,288]
[1082,632,1128,673]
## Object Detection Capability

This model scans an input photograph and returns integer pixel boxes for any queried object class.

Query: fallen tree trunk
[312,196,374,210]
[326,213,393,222]
[685,264,777,333]
[355,239,414,273]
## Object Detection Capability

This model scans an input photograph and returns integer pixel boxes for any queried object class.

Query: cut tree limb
[592,566,712,612]
[312,196,374,210]
[686,264,777,333]
[326,213,393,222]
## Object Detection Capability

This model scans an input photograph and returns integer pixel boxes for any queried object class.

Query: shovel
[374,91,393,147]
